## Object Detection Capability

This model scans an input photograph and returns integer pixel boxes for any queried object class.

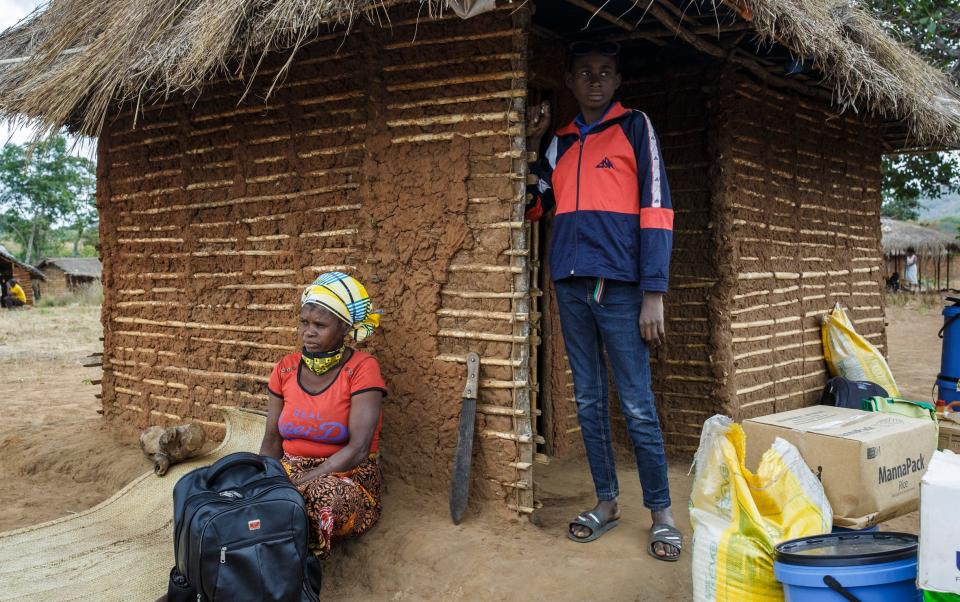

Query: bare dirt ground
[0,306,149,531]
[0,300,938,600]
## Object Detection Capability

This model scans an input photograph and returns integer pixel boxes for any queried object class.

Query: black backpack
[167,452,321,602]
[819,376,888,410]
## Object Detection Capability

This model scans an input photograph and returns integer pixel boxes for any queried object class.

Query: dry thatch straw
[733,0,960,149]
[0,0,442,138]
[0,0,957,148]
[881,218,959,256]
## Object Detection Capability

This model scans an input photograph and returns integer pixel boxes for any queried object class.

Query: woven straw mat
[0,408,265,601]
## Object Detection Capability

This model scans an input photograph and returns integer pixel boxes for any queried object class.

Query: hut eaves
[881,218,960,256]
[0,244,45,280]
[0,0,957,151]
[36,257,102,279]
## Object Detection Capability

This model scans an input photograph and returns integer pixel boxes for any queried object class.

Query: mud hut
[882,218,959,291]
[0,244,44,306]
[35,257,102,298]
[0,0,958,514]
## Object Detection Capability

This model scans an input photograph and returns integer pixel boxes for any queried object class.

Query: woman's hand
[290,467,325,487]
[526,101,551,146]
[639,292,666,348]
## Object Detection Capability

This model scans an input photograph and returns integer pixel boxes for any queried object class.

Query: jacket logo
[596,157,614,169]
[248,519,261,531]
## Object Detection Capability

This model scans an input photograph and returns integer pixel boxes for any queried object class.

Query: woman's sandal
[566,511,620,543]
[648,523,683,561]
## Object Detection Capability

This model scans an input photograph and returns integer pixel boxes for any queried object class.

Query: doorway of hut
[0,261,12,308]
[525,0,719,509]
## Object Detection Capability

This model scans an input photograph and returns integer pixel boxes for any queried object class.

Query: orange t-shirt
[268,351,386,458]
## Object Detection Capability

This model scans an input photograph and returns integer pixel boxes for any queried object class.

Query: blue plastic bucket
[775,532,920,602]
[939,304,960,406]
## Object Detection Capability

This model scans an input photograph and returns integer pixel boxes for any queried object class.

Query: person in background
[904,248,918,292]
[4,277,26,308]
[259,272,386,559]
[524,40,681,560]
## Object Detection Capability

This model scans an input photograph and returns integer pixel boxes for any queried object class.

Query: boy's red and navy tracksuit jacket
[526,102,673,292]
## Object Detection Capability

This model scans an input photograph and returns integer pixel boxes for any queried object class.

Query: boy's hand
[526,101,551,143]
[640,292,665,348]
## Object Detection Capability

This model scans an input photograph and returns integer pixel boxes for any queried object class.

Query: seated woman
[259,272,386,559]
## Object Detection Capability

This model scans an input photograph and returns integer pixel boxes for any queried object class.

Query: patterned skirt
[281,454,383,559]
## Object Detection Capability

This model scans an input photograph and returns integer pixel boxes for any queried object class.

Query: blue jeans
[554,277,671,511]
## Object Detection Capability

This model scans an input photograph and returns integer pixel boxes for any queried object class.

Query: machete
[450,351,480,524]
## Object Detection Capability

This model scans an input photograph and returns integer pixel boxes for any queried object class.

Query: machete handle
[462,352,480,400]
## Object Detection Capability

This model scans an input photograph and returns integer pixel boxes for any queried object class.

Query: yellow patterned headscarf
[300,272,381,342]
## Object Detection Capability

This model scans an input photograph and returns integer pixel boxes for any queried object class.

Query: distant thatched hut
[1,0,958,513]
[35,257,102,299]
[881,218,960,290]
[0,245,44,306]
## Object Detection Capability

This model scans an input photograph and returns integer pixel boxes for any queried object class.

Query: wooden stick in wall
[481,430,546,445]
[435,354,522,367]
[437,308,527,321]
[387,111,520,128]
[437,329,528,344]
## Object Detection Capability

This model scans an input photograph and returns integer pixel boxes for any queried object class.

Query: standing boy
[525,41,681,560]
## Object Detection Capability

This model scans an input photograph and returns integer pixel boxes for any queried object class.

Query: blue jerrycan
[937,296,960,409]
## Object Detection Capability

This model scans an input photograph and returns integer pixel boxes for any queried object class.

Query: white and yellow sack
[822,304,900,396]
[690,416,832,602]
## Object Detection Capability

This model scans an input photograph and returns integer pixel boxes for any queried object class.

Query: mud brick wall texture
[619,66,727,455]
[717,71,886,420]
[96,5,536,509]
[39,265,69,298]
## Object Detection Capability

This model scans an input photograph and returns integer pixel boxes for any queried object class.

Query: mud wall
[719,71,886,419]
[618,65,729,454]
[97,4,536,508]
[38,265,69,298]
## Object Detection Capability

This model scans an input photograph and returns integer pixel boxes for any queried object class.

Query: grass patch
[886,291,945,313]
[37,282,103,308]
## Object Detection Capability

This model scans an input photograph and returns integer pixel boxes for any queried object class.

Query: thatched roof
[36,256,102,278]
[0,0,957,150]
[0,244,45,280]
[881,218,960,256]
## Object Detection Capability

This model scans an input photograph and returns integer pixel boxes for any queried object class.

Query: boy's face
[565,52,621,115]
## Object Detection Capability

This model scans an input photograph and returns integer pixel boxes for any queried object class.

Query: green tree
[0,136,96,264]
[881,153,960,220]
[867,0,960,221]
[68,194,98,256]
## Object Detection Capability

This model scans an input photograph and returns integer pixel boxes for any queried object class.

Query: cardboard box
[742,406,937,529]
[919,451,960,594]
[939,419,960,453]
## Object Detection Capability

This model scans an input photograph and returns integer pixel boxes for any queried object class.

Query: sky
[1,0,51,146]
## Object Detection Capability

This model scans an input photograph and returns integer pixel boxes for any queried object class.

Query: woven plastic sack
[822,304,900,397]
[690,416,833,602]
[862,396,940,450]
